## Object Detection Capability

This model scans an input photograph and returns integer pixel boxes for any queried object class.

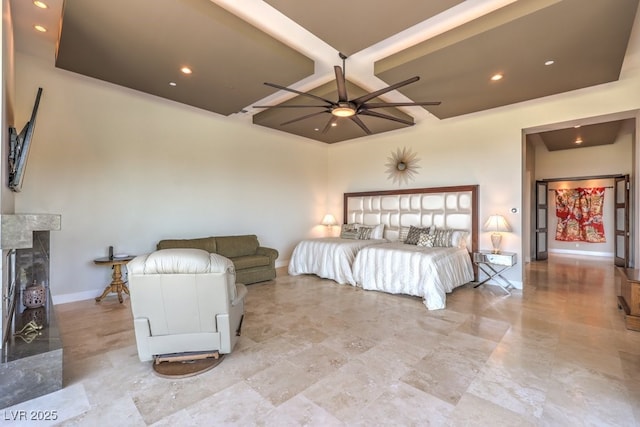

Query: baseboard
[275,259,289,269]
[52,289,102,305]
[549,249,614,258]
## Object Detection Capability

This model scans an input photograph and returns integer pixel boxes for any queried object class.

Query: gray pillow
[340,223,359,239]
[405,225,431,245]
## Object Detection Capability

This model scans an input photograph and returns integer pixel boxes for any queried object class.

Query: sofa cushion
[215,235,259,258]
[231,255,270,270]
[156,237,217,253]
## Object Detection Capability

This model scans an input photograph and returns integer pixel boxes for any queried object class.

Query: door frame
[535,181,548,260]
[534,174,631,265]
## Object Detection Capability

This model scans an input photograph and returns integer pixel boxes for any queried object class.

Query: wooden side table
[618,268,640,331]
[94,255,135,303]
[472,250,517,295]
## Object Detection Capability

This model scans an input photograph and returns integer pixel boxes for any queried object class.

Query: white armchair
[127,248,247,362]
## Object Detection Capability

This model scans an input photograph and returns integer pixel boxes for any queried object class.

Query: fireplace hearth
[0,215,61,409]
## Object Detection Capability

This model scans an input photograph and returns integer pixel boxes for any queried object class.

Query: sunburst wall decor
[385,147,420,185]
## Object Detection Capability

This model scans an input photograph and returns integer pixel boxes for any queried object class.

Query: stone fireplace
[0,214,61,409]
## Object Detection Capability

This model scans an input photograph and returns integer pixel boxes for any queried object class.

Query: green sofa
[156,235,278,285]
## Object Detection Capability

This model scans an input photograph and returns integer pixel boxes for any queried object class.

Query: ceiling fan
[254,53,441,135]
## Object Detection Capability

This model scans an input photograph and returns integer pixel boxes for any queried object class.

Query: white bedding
[352,242,474,310]
[288,237,386,285]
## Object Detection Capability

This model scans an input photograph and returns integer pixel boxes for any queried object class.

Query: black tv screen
[8,87,43,192]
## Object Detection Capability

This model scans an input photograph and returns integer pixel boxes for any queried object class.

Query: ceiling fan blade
[334,66,348,103]
[322,116,338,134]
[359,109,414,126]
[254,104,328,108]
[351,76,420,105]
[350,115,372,135]
[363,101,441,108]
[280,110,330,126]
[264,82,334,105]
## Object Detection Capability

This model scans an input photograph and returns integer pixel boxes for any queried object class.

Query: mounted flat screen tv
[8,87,43,192]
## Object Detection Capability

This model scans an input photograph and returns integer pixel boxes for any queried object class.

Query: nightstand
[472,250,517,295]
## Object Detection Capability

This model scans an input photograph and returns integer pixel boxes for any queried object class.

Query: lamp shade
[321,214,338,226]
[483,214,511,232]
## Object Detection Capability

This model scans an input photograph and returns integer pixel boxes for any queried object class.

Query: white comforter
[352,242,474,310]
[288,237,386,285]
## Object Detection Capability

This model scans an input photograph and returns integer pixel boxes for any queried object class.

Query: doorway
[523,112,639,274]
[534,175,629,267]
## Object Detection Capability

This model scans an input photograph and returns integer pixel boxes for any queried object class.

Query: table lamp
[483,214,511,253]
[321,214,338,227]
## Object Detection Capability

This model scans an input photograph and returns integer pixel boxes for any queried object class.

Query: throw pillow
[416,232,436,247]
[370,224,385,240]
[340,223,359,239]
[398,226,410,242]
[405,225,433,245]
[357,226,374,240]
[432,228,454,247]
[450,230,469,248]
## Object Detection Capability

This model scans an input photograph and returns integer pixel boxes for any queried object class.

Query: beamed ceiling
[11,0,640,145]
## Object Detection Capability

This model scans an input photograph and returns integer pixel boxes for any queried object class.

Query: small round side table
[94,255,135,303]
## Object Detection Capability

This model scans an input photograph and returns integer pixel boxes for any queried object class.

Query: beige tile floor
[4,255,640,426]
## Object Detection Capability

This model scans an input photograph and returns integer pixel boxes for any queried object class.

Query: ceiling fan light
[332,107,356,117]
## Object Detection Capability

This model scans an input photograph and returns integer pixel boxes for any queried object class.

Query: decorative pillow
[370,224,385,240]
[450,230,469,249]
[416,232,436,247]
[405,225,433,245]
[398,226,410,242]
[357,226,374,240]
[340,223,359,239]
[432,228,454,247]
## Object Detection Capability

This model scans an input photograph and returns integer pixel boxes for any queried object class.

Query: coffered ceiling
[10,0,640,145]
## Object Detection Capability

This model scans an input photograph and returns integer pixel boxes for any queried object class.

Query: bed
[352,242,474,310]
[288,237,386,285]
[346,185,478,310]
[289,185,478,309]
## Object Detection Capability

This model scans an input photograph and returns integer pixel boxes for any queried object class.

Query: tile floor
[3,255,640,426]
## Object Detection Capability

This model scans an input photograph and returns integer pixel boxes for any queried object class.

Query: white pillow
[451,230,469,249]
[370,224,385,239]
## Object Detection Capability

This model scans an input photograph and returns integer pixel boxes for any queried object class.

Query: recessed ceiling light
[574,125,581,128]
[33,1,48,9]
[544,60,555,66]
[180,66,192,75]
[314,128,320,132]
[331,122,337,127]
[34,25,47,32]
[169,82,177,87]
[575,137,583,144]
[490,73,503,81]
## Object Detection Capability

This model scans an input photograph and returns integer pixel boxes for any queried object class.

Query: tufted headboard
[343,185,479,252]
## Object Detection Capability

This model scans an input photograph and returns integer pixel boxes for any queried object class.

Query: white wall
[535,131,633,179]
[2,0,14,213]
[14,53,330,303]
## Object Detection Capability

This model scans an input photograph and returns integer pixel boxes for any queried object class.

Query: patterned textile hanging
[554,187,606,243]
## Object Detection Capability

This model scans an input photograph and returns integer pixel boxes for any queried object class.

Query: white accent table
[472,250,517,295]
